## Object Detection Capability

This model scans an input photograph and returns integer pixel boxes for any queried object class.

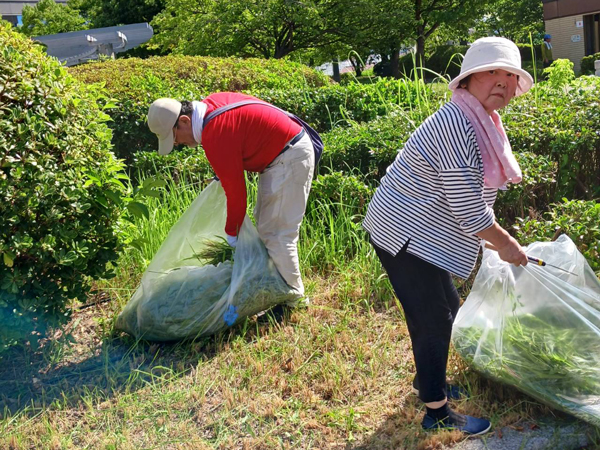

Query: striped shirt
[363,101,498,279]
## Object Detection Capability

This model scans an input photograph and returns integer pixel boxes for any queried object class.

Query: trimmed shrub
[131,148,214,186]
[0,23,127,354]
[320,107,437,179]
[258,79,430,132]
[581,52,600,75]
[308,171,374,217]
[495,152,557,224]
[517,43,538,63]
[504,76,600,200]
[69,55,331,98]
[513,200,600,272]
[70,57,428,161]
[69,56,331,161]
[386,46,468,81]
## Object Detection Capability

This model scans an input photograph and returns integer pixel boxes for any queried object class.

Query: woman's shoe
[422,412,491,435]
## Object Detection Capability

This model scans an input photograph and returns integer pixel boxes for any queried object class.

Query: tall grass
[4,65,592,450]
[100,168,392,312]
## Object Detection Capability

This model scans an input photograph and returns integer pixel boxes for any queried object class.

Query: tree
[410,0,489,67]
[475,0,544,43]
[151,0,352,59]
[78,0,166,28]
[20,0,88,36]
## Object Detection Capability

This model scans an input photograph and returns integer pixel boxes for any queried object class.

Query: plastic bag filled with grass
[116,180,297,341]
[452,234,600,426]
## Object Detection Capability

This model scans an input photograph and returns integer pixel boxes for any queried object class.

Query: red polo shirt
[201,92,302,236]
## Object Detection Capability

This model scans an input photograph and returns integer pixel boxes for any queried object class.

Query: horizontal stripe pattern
[363,102,498,279]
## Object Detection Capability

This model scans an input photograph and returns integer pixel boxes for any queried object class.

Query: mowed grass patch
[0,175,589,449]
[0,274,563,449]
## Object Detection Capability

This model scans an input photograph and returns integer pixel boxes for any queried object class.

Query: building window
[584,13,600,55]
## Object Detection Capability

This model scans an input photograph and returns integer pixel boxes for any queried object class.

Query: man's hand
[226,234,238,248]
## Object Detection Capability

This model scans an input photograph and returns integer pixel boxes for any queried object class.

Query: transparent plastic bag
[452,234,600,426]
[115,180,297,341]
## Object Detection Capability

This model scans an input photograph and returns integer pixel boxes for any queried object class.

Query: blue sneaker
[412,382,468,401]
[422,412,491,435]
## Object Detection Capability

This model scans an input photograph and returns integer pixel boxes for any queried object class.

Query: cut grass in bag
[452,235,600,426]
[184,237,234,266]
[115,181,297,341]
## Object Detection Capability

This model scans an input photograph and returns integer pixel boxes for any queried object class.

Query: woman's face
[464,69,519,114]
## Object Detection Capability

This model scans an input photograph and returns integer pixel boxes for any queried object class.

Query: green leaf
[127,201,150,220]
[3,252,15,268]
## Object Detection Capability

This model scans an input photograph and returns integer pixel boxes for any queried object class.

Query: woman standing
[363,37,533,435]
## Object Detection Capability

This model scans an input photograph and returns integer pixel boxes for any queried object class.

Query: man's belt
[278,129,306,156]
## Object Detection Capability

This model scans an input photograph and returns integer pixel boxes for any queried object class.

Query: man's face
[173,115,198,148]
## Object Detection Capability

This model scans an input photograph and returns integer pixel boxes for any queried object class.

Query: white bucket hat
[147,98,182,155]
[449,37,534,96]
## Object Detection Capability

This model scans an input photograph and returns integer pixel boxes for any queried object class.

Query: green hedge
[320,111,413,179]
[131,148,213,186]
[495,152,557,224]
[514,200,600,272]
[517,43,538,62]
[503,77,600,199]
[308,171,374,217]
[69,56,332,161]
[70,56,429,161]
[0,23,127,354]
[257,79,429,132]
[581,52,600,75]
[69,55,332,97]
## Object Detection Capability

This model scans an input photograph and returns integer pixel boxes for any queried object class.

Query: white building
[543,0,600,72]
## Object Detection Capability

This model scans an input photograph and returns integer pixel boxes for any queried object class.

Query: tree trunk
[350,55,363,76]
[390,48,400,79]
[274,46,293,59]
[414,0,425,69]
[415,27,426,68]
[332,60,341,82]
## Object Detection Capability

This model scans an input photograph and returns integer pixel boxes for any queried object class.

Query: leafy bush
[384,44,540,82]
[321,108,433,179]
[131,148,214,186]
[516,43,538,63]
[504,75,600,200]
[69,56,331,161]
[308,171,374,217]
[495,152,557,224]
[69,55,331,98]
[543,59,575,91]
[0,23,128,354]
[581,52,600,75]
[513,200,600,272]
[421,45,466,79]
[258,78,430,131]
[70,57,428,161]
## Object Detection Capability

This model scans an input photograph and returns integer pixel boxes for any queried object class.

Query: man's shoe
[257,304,290,324]
[422,412,491,435]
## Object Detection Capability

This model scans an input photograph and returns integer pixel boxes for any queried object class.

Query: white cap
[449,37,534,96]
[147,98,182,155]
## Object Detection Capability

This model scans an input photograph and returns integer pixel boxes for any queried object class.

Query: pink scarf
[451,89,522,188]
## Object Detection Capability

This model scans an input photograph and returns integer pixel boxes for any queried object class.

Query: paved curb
[448,418,592,450]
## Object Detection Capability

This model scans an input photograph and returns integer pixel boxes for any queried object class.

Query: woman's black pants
[372,241,460,403]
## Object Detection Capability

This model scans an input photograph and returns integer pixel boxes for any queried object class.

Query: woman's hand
[494,237,528,266]
[477,222,528,267]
